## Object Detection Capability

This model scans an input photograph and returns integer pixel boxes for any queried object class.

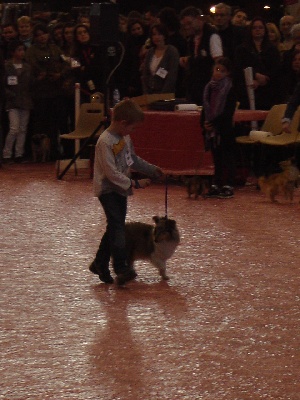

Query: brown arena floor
[0,162,299,400]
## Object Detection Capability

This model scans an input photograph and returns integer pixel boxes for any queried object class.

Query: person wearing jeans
[3,108,30,161]
[3,40,32,163]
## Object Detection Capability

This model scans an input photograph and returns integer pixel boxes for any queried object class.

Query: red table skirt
[130,110,268,175]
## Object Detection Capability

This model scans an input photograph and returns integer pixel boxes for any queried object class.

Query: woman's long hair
[244,16,272,51]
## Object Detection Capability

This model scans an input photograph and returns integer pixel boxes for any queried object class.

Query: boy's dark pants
[95,192,128,275]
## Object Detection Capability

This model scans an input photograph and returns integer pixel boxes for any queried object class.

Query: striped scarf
[203,76,232,122]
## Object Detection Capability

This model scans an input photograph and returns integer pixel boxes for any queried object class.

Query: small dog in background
[258,158,299,203]
[31,134,51,163]
[185,175,208,199]
[125,216,180,280]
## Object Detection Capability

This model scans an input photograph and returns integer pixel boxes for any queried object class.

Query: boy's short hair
[113,99,144,124]
[17,15,31,25]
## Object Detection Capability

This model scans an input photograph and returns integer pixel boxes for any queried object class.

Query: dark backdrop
[31,0,284,22]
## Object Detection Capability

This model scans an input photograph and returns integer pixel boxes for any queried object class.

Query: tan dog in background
[258,159,299,202]
[125,216,180,280]
[31,134,51,163]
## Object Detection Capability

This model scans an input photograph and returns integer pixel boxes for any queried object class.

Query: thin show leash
[165,175,168,219]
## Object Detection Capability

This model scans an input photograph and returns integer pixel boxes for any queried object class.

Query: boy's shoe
[116,268,137,286]
[89,260,114,284]
[205,185,221,198]
[218,185,234,199]
[99,272,114,284]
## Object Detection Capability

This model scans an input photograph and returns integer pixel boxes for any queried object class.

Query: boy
[90,99,163,285]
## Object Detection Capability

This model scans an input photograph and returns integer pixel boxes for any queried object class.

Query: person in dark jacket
[25,23,69,160]
[3,40,32,163]
[0,23,18,60]
[282,81,300,133]
[200,57,237,198]
[0,49,5,166]
[70,24,104,102]
[179,6,223,105]
[233,17,283,110]
[123,18,148,97]
[212,2,246,61]
[158,7,187,97]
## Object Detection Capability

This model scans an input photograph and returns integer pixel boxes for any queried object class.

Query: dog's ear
[152,216,160,224]
[167,219,176,229]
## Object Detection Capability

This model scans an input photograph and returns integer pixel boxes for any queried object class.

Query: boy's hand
[136,178,151,188]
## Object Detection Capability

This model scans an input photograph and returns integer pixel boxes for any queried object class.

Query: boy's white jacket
[93,129,158,198]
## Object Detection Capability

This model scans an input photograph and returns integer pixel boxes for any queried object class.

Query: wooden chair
[57,102,105,177]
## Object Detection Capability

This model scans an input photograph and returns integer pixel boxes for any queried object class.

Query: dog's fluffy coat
[258,159,299,202]
[125,216,180,280]
[31,134,50,163]
[186,176,205,199]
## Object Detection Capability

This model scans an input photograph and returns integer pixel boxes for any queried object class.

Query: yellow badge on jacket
[112,138,125,156]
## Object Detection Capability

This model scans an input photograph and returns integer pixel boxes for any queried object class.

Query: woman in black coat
[71,24,104,103]
[233,17,283,110]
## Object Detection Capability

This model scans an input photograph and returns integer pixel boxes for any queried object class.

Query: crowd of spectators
[0,2,299,166]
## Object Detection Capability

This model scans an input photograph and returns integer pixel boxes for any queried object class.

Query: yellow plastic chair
[57,102,105,177]
[258,106,300,173]
[259,106,300,146]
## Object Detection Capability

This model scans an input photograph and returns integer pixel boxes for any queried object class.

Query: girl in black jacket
[201,57,237,198]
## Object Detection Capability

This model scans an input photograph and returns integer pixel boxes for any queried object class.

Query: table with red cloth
[130,109,269,175]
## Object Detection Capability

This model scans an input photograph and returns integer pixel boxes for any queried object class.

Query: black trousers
[95,192,128,275]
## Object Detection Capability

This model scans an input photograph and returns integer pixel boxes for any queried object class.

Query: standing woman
[60,22,76,135]
[25,23,68,160]
[266,22,285,57]
[0,49,5,166]
[70,24,104,103]
[3,40,32,163]
[123,18,148,97]
[233,17,283,110]
[142,23,179,94]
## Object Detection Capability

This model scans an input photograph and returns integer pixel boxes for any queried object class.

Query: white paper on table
[175,104,199,111]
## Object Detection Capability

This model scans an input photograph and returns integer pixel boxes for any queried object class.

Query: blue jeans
[3,108,30,158]
[95,192,128,275]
